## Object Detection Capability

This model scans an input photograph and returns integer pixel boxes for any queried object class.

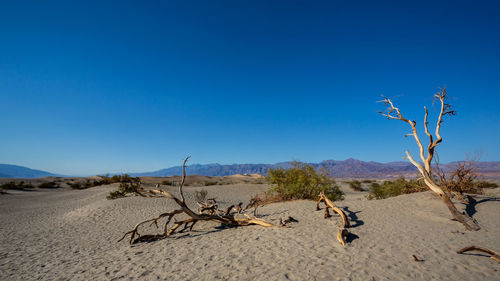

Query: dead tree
[118,157,279,244]
[316,192,351,246]
[378,88,480,231]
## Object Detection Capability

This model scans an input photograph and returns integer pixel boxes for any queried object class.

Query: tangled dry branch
[118,157,287,244]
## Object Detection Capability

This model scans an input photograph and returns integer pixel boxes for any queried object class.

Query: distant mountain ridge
[0,164,56,178]
[132,159,500,179]
[2,160,499,179]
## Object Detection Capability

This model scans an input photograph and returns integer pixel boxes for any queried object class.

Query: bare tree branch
[378,89,480,231]
[118,157,280,244]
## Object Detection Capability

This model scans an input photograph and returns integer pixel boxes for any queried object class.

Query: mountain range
[0,164,57,178]
[131,158,500,179]
[1,159,499,179]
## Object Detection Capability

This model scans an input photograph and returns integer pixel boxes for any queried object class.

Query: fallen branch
[118,157,280,244]
[316,192,352,246]
[457,246,500,262]
[337,228,348,246]
[317,192,350,228]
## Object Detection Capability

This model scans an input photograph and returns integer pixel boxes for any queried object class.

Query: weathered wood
[316,192,351,246]
[337,228,348,246]
[378,89,480,231]
[457,246,500,262]
[317,192,350,228]
[119,157,278,244]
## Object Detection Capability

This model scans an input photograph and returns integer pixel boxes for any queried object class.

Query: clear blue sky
[1,0,499,175]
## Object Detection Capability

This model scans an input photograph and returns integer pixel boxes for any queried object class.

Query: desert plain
[1,176,499,281]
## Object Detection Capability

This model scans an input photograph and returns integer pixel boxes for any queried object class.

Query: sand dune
[1,183,499,280]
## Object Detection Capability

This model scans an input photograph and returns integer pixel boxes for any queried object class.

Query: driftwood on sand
[457,246,500,262]
[316,192,351,246]
[118,157,286,244]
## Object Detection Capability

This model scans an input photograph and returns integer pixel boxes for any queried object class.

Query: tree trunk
[439,193,480,231]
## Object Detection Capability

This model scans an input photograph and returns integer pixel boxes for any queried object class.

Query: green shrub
[348,180,363,191]
[38,181,60,189]
[0,181,34,190]
[68,182,82,189]
[266,161,343,201]
[107,190,125,199]
[477,181,499,189]
[107,180,141,200]
[362,179,374,183]
[162,180,175,186]
[368,177,426,199]
[118,182,140,193]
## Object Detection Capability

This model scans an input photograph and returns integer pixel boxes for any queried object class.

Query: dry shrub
[435,160,485,199]
[38,181,60,189]
[348,180,363,191]
[195,189,208,203]
[246,192,284,210]
[0,181,34,190]
[107,177,142,200]
[368,177,426,200]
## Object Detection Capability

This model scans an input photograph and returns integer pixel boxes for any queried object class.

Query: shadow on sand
[464,195,500,218]
[342,206,364,228]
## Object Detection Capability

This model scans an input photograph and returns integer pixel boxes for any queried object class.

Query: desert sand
[1,182,499,280]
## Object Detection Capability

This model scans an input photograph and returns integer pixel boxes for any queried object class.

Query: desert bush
[162,180,174,186]
[107,178,141,200]
[107,190,125,199]
[247,192,285,210]
[204,181,218,186]
[195,189,208,202]
[477,181,498,189]
[118,182,140,193]
[368,177,426,200]
[266,161,343,201]
[348,180,363,191]
[68,182,82,189]
[38,181,60,189]
[435,160,492,198]
[362,179,374,183]
[0,181,34,190]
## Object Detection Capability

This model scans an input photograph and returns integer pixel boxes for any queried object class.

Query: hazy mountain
[0,164,56,178]
[132,163,287,177]
[3,160,499,179]
[132,159,500,179]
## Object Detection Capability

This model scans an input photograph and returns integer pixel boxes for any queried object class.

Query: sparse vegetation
[67,174,140,190]
[38,181,60,189]
[348,180,363,191]
[434,160,499,202]
[106,176,142,199]
[0,181,35,190]
[195,189,208,202]
[266,161,343,201]
[478,181,499,189]
[204,181,218,186]
[368,177,426,200]
[361,179,374,183]
[162,180,175,186]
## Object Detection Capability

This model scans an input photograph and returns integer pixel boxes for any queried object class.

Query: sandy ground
[1,183,499,281]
